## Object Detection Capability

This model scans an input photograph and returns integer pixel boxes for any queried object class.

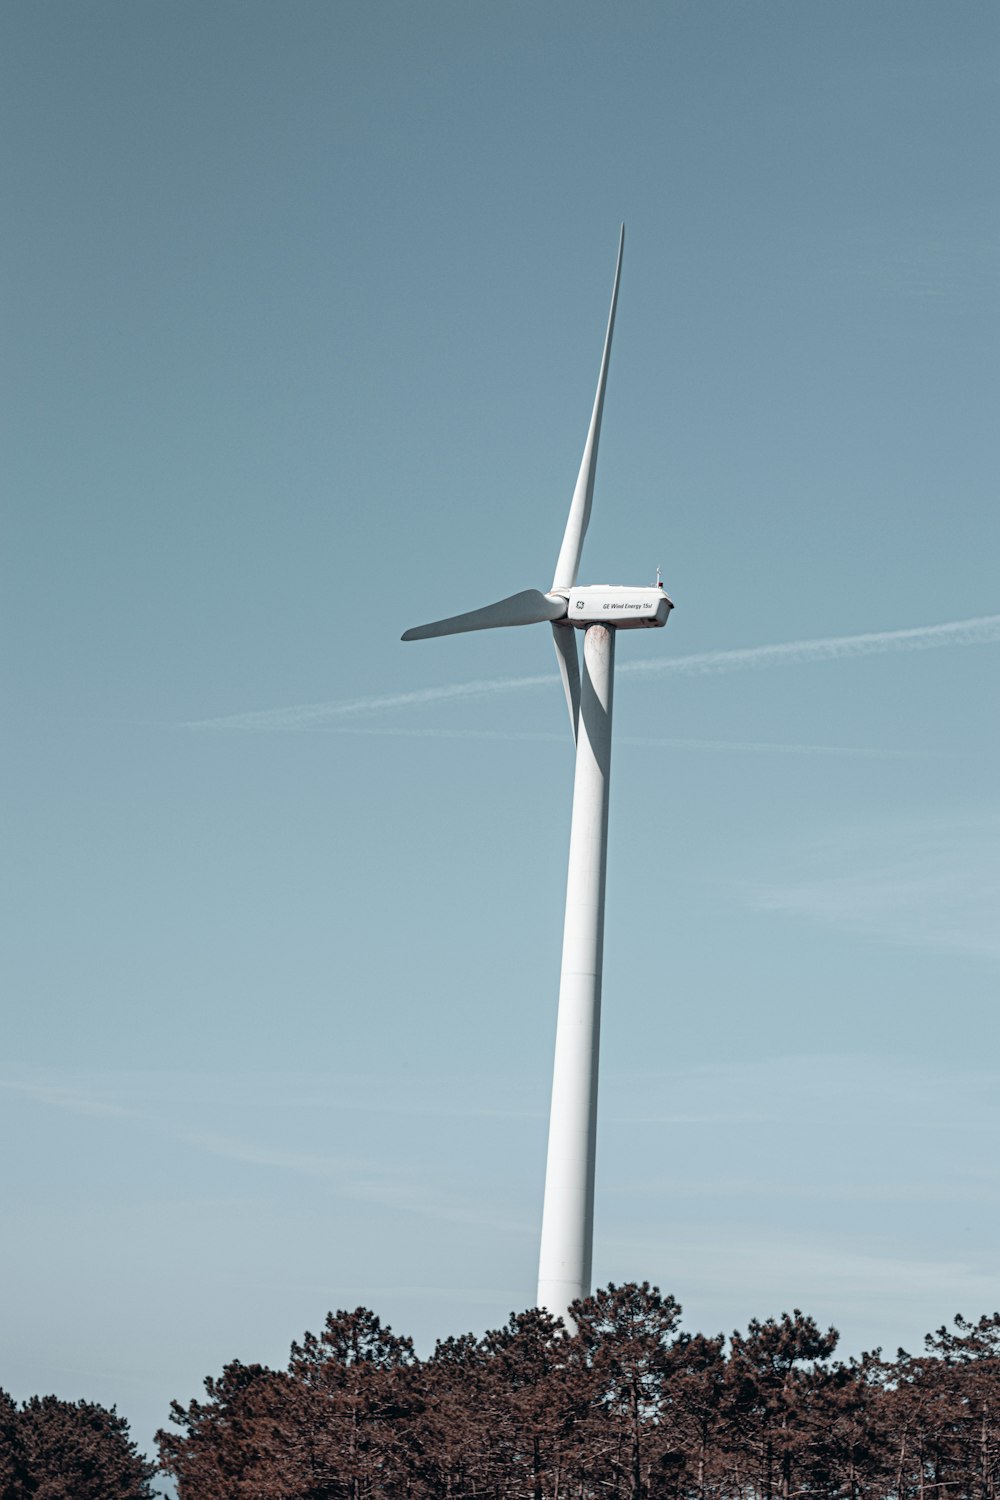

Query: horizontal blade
[551,623,580,742]
[551,224,624,592]
[402,589,567,642]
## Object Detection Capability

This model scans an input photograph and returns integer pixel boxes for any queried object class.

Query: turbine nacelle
[564,584,673,629]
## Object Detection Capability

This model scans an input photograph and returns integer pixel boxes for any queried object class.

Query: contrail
[624,612,1000,680]
[186,672,557,731]
[184,612,1000,731]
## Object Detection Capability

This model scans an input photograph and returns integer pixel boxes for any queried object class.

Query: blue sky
[3,0,998,1464]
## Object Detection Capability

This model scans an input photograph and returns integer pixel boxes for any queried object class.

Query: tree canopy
[155,1286,1000,1500]
[0,1390,157,1500]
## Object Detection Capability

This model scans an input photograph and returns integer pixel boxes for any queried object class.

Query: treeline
[6,1284,1000,1499]
[156,1283,1000,1500]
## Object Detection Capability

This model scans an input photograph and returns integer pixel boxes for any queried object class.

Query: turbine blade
[551,224,624,592]
[551,623,580,742]
[402,589,567,642]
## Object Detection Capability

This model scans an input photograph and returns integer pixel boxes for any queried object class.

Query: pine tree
[16,1394,157,1500]
[570,1280,683,1499]
[725,1309,838,1500]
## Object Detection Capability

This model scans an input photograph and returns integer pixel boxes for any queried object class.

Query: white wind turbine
[402,226,672,1327]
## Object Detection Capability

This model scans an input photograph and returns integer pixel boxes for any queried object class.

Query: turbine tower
[402,227,671,1328]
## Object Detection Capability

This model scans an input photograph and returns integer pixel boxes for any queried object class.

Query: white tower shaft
[537,623,616,1323]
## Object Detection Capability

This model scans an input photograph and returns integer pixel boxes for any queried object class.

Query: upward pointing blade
[551,224,624,592]
[402,589,567,642]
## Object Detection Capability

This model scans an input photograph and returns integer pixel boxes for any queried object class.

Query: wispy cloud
[178,1130,356,1179]
[605,1052,1000,1133]
[614,1174,1000,1207]
[620,735,936,759]
[828,219,999,304]
[158,1127,533,1237]
[0,1079,134,1119]
[184,613,1000,732]
[2,1073,536,1235]
[746,812,1000,962]
[601,1224,1000,1334]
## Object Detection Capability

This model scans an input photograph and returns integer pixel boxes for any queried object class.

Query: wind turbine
[401,226,672,1328]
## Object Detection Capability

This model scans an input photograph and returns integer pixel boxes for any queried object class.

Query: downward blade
[551,224,625,592]
[402,589,567,642]
[551,624,580,742]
